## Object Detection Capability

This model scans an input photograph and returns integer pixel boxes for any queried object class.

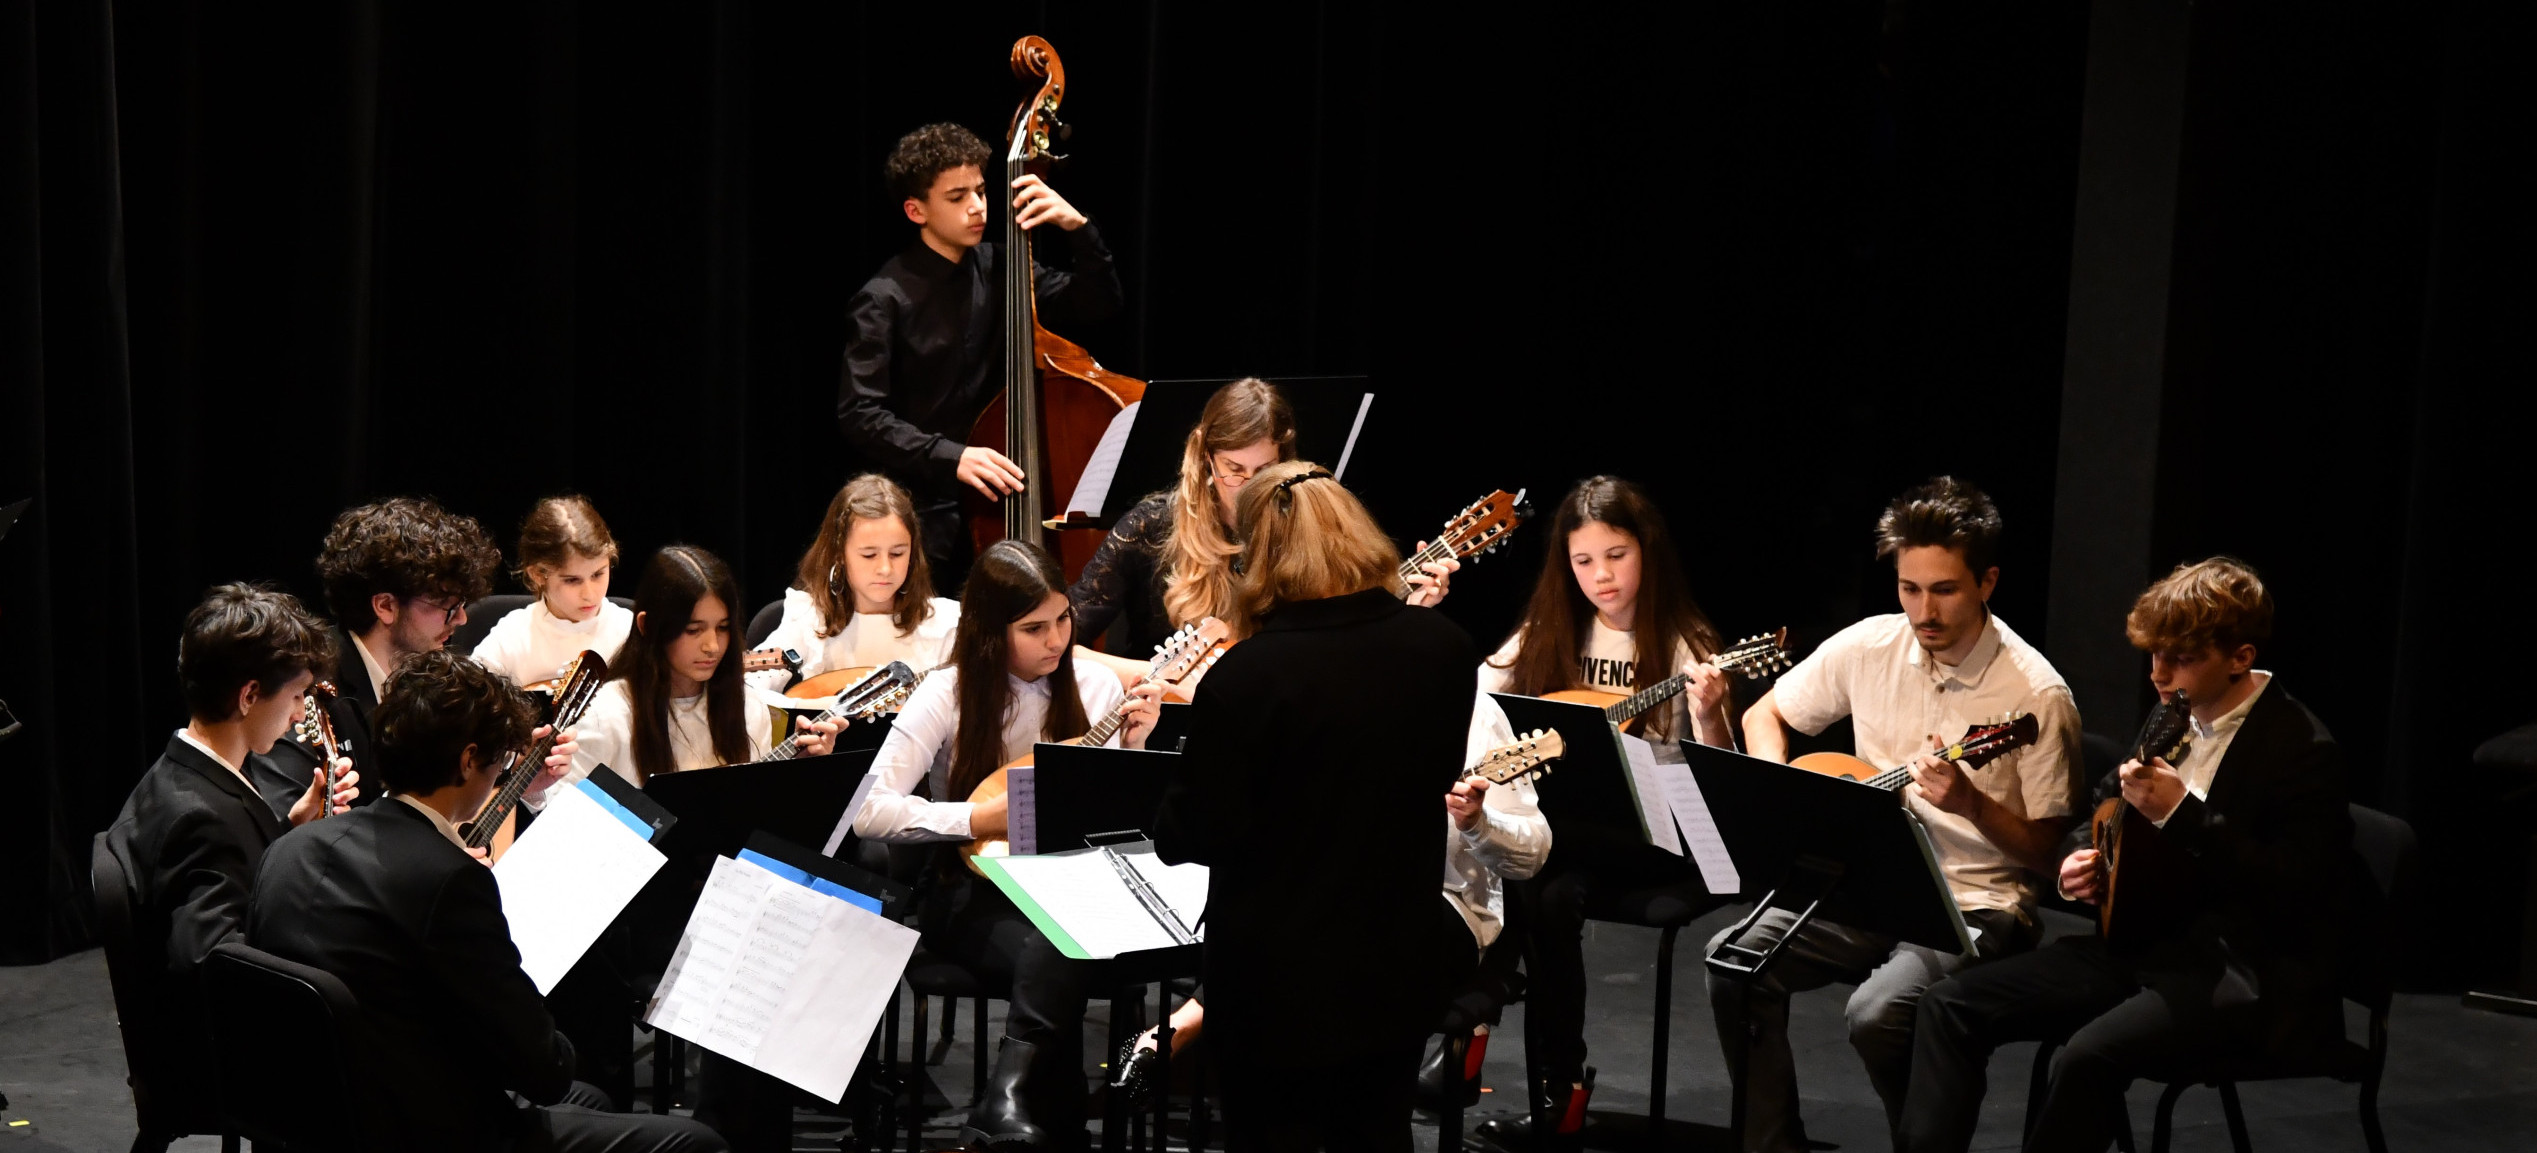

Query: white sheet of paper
[1121,849,1207,939]
[1063,401,1141,518]
[492,780,668,993]
[1618,733,1684,857]
[1650,751,1742,894]
[1005,765,1038,855]
[822,773,884,856]
[646,856,919,1102]
[994,851,1179,957]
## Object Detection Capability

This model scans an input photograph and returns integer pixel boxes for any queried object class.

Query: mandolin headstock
[1472,728,1568,786]
[1713,628,1793,681]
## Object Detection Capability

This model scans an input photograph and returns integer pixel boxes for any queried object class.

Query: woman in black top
[1157,461,1479,1152]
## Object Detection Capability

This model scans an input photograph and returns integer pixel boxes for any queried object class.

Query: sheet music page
[1063,401,1141,517]
[1005,765,1038,855]
[1120,849,1208,939]
[647,856,775,1044]
[752,896,919,1101]
[821,773,884,856]
[1645,746,1743,894]
[994,851,1178,957]
[1618,732,1685,856]
[492,779,669,994]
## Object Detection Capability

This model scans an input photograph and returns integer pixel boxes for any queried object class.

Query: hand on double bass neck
[959,446,1027,500]
[1010,174,1087,232]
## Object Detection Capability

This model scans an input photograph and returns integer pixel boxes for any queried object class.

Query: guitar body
[789,666,878,700]
[1542,688,1648,734]
[1788,751,1884,782]
[2092,796,2197,955]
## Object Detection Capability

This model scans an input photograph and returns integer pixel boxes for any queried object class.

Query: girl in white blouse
[747,474,960,696]
[850,539,1162,1147]
[567,546,838,789]
[471,494,637,688]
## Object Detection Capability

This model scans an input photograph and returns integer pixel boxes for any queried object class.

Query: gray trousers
[1706,906,2033,1153]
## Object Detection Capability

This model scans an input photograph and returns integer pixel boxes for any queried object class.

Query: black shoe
[1415,1026,1490,1109]
[961,1037,1049,1149]
[1472,1067,1592,1152]
[1108,1031,1160,1108]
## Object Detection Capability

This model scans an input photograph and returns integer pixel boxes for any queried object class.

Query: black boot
[1472,1067,1592,1152]
[1415,1025,1489,1109]
[962,1037,1049,1149]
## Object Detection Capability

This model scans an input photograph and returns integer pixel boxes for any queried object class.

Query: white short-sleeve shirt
[1771,611,2081,917]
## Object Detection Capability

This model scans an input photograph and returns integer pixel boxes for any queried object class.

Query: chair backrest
[451,593,534,654]
[2340,803,2419,1012]
[90,832,178,1123]
[203,940,376,1151]
[745,598,786,649]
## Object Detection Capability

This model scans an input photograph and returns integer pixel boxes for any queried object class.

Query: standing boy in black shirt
[837,122,1121,590]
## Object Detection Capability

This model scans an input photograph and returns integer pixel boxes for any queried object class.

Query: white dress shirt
[1442,693,1552,953]
[471,599,635,686]
[852,655,1128,842]
[175,727,257,794]
[745,589,962,693]
[1771,611,2081,918]
[562,679,775,790]
[392,793,472,852]
[351,631,394,705]
[2153,671,2270,828]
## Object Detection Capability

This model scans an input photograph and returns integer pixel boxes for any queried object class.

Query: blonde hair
[1227,460,1401,635]
[2126,556,2273,656]
[1162,378,1298,629]
[516,495,619,595]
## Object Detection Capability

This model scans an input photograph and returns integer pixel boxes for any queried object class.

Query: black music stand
[1683,739,1970,1145]
[1010,743,1177,855]
[1066,376,1376,525]
[640,749,883,866]
[1491,694,1666,852]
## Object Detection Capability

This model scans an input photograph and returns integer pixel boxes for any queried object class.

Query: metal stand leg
[1651,924,1677,1150]
[2218,1082,2251,1153]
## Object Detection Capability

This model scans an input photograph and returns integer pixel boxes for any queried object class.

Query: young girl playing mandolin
[746,473,961,695]
[471,494,636,689]
[851,539,1163,1148]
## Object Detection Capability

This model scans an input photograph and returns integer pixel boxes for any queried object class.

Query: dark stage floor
[6,906,2533,1151]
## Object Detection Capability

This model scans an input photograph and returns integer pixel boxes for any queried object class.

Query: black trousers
[1516,838,1702,1080]
[915,500,976,598]
[1898,937,2305,1153]
[922,872,1092,1123]
[513,1081,730,1153]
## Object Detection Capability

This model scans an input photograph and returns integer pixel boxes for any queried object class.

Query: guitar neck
[464,737,556,850]
[1606,672,1691,725]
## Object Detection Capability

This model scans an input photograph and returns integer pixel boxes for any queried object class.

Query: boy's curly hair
[315,497,502,629]
[370,649,538,795]
[885,122,992,203]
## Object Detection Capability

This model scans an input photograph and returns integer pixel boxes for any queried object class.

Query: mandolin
[1542,628,1793,734]
[1789,713,2040,792]
[1467,729,1568,787]
[2092,691,2195,954]
[462,650,608,856]
[766,661,920,761]
[963,35,1144,582]
[962,617,1229,868]
[293,682,347,818]
[526,646,793,701]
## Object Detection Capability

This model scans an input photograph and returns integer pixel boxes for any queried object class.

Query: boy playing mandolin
[1896,558,2351,1153]
[837,122,1121,591]
[1729,476,2083,1153]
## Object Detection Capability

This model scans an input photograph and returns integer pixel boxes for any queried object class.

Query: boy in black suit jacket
[261,496,501,814]
[248,649,725,1153]
[105,584,356,1131]
[1897,558,2352,1153]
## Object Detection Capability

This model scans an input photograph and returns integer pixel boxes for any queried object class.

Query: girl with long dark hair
[851,539,1163,1148]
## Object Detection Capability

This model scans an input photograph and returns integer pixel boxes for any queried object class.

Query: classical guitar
[1468,729,1569,787]
[963,617,1229,867]
[1789,713,2041,792]
[461,650,608,858]
[765,661,920,761]
[1542,628,1794,734]
[293,681,347,818]
[2092,691,2195,953]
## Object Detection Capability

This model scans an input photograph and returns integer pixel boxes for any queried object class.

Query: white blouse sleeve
[850,670,973,842]
[470,607,536,683]
[748,588,829,693]
[1459,693,1550,879]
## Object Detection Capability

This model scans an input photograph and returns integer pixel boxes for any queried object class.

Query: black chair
[450,594,532,653]
[201,941,376,1151]
[2025,803,2415,1153]
[90,833,240,1153]
[746,599,786,649]
[1582,879,1732,1144]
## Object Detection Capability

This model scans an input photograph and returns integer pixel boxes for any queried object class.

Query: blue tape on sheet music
[574,778,656,839]
[736,848,884,915]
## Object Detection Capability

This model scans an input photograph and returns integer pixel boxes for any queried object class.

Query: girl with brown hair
[1069,377,1455,682]
[1155,460,1482,1146]
[748,473,961,693]
[472,494,635,688]
[849,539,1163,1148]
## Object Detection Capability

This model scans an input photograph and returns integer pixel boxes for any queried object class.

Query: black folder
[1014,743,1178,854]
[1090,377,1375,522]
[639,749,881,865]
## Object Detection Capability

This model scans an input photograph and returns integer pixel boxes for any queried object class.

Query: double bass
[965,35,1144,580]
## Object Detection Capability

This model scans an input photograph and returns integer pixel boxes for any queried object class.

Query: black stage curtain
[4,0,2522,976]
